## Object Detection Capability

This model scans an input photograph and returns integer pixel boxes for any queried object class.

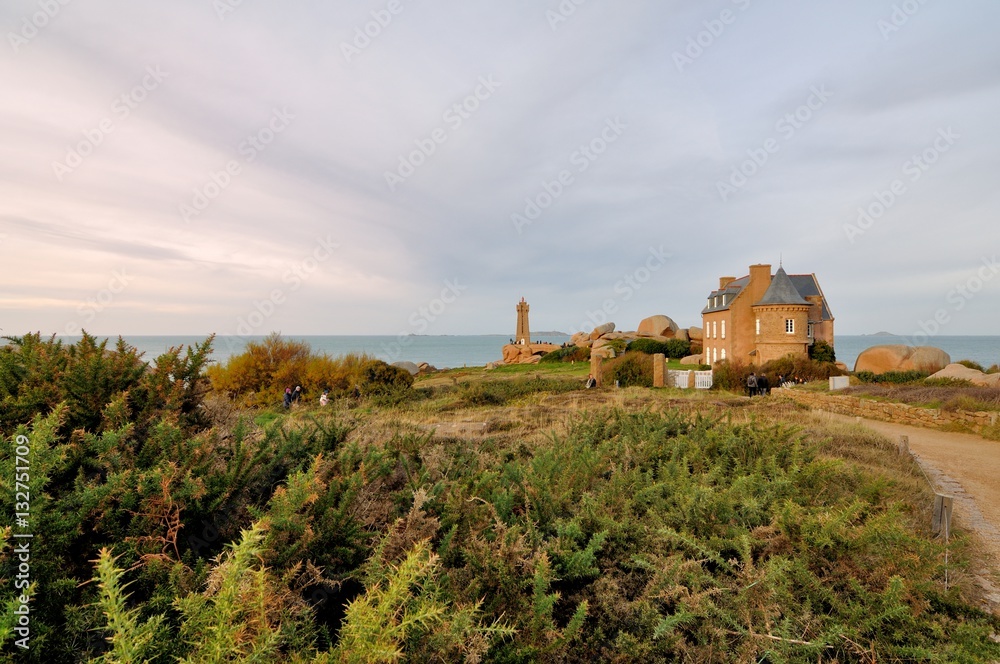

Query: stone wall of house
[776,388,999,433]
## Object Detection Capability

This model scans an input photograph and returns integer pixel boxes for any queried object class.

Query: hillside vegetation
[0,335,998,662]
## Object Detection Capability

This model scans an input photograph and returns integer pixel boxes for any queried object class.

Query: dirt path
[822,413,1000,610]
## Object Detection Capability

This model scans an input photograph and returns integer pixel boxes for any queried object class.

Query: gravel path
[823,413,1000,612]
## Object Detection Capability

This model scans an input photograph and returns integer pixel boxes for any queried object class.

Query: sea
[43,334,1000,371]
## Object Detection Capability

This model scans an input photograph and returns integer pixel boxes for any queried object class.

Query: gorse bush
[207,333,412,406]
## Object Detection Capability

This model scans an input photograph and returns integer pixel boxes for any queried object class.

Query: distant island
[863,331,900,336]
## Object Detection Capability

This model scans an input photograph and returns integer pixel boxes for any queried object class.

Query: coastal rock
[909,346,951,372]
[928,363,1000,387]
[854,345,951,374]
[590,322,616,340]
[591,346,616,359]
[592,339,611,350]
[392,361,420,376]
[502,345,522,364]
[637,315,679,338]
[521,354,542,364]
[674,328,690,343]
[680,354,703,365]
[688,326,704,342]
[570,331,589,345]
[603,332,627,340]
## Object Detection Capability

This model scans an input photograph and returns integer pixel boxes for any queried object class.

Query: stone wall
[777,388,999,433]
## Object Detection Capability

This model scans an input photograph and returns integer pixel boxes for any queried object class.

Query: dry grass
[841,384,1000,412]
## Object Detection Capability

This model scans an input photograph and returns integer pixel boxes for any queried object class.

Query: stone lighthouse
[515,297,530,345]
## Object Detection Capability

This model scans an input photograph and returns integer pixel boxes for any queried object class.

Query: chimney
[806,294,823,319]
[719,276,736,289]
[747,264,772,302]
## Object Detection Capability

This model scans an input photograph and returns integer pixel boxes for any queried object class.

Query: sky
[2,0,999,341]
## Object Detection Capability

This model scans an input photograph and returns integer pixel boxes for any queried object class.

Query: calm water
[49,334,1000,370]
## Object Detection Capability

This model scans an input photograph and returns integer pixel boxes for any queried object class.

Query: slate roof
[756,267,809,306]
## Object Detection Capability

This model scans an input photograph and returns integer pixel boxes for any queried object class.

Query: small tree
[809,339,836,363]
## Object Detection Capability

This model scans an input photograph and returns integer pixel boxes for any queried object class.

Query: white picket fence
[665,370,713,390]
[694,371,713,389]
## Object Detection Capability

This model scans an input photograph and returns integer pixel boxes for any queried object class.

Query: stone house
[701,263,834,366]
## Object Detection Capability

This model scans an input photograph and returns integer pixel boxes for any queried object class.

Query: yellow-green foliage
[174,523,316,663]
[207,333,412,406]
[92,549,166,664]
[332,538,513,664]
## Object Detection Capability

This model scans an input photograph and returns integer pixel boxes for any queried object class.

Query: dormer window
[713,296,717,307]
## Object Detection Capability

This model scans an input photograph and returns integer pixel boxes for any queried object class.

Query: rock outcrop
[637,315,679,338]
[590,323,616,340]
[688,326,704,342]
[928,363,1000,387]
[500,342,561,366]
[392,361,420,376]
[854,345,951,374]
[680,355,703,365]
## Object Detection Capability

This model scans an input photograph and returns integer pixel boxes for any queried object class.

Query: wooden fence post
[898,435,909,456]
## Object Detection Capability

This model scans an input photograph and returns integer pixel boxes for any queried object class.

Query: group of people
[283,385,302,408]
[283,385,332,408]
[745,372,771,397]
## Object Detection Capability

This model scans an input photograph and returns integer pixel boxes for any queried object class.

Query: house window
[755,318,760,335]
[785,319,795,334]
[713,347,717,363]
[721,295,726,306]
[721,320,726,339]
[713,296,717,308]
[712,321,717,339]
[721,348,726,360]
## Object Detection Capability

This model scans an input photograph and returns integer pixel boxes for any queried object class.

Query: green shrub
[540,346,591,363]
[854,370,929,384]
[626,338,691,359]
[711,359,752,392]
[601,352,653,387]
[958,359,986,372]
[808,339,836,362]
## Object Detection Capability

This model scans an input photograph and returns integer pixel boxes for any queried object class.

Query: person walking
[758,373,770,396]
[283,387,292,409]
[747,372,758,397]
